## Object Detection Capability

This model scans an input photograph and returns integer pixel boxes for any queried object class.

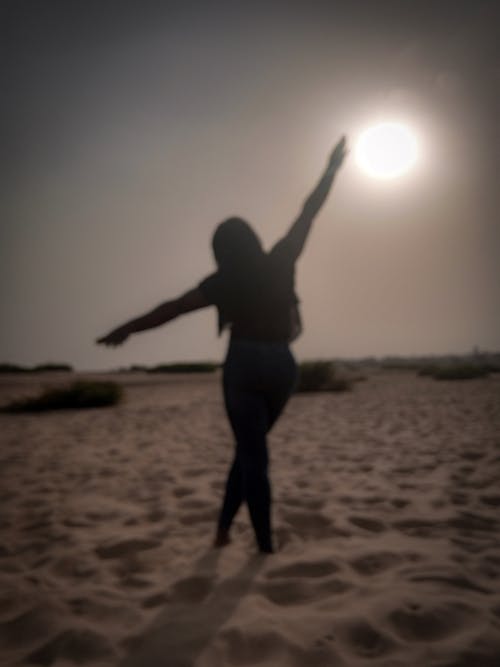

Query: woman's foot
[258,546,274,555]
[213,528,231,548]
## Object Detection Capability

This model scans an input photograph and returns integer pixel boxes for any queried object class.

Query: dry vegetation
[1,380,122,413]
[296,360,351,392]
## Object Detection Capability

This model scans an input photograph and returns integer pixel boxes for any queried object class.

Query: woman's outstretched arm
[96,287,209,347]
[279,136,347,261]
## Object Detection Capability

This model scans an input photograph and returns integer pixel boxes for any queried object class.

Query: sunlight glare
[356,122,418,179]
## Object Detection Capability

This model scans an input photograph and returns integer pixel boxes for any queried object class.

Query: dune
[0,369,499,666]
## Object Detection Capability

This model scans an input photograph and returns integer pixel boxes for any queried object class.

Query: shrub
[417,365,437,377]
[431,365,491,381]
[296,361,351,393]
[381,357,421,371]
[418,364,491,380]
[0,363,29,373]
[33,363,73,372]
[0,362,73,373]
[1,381,123,413]
[148,362,218,374]
[113,365,149,373]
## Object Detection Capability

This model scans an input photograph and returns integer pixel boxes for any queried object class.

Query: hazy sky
[1,0,499,369]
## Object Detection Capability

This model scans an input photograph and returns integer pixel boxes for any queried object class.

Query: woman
[97,136,347,553]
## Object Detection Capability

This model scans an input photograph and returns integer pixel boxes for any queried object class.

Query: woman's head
[212,217,264,270]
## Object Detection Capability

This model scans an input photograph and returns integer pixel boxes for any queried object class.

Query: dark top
[198,236,302,343]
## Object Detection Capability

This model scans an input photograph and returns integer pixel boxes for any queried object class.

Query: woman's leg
[215,456,243,543]
[222,385,273,552]
[262,345,298,432]
[216,341,297,553]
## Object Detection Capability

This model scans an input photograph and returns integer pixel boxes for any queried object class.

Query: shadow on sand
[120,549,264,667]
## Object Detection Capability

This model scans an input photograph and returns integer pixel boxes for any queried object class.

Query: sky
[1,0,499,370]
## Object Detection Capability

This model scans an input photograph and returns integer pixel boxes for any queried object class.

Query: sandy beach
[1,369,499,666]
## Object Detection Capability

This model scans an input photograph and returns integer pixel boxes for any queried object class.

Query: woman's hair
[212,217,264,271]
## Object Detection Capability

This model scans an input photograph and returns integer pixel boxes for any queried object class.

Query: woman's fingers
[330,135,347,167]
[96,332,125,346]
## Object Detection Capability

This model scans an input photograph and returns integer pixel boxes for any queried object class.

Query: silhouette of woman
[97,137,347,553]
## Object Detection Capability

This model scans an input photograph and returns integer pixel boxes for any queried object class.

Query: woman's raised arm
[96,287,209,347]
[278,136,347,261]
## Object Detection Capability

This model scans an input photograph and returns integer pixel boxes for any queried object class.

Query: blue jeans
[218,339,298,552]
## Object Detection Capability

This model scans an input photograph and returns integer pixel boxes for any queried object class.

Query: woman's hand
[95,289,208,349]
[329,135,347,170]
[96,325,130,347]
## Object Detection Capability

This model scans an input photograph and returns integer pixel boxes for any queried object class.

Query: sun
[355,122,418,179]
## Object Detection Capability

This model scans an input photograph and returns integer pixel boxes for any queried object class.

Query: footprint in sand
[350,552,402,576]
[0,561,22,574]
[259,559,350,606]
[267,559,339,579]
[259,578,351,606]
[146,509,167,523]
[362,495,384,505]
[178,498,209,510]
[210,480,225,492]
[23,516,53,532]
[19,540,52,557]
[95,538,161,560]
[123,518,140,527]
[338,619,398,658]
[86,510,120,521]
[0,605,56,648]
[450,537,490,554]
[479,495,500,507]
[391,497,410,509]
[281,496,325,511]
[0,590,22,618]
[22,498,49,510]
[98,467,114,478]
[27,628,115,665]
[120,575,153,589]
[387,600,476,642]
[482,553,500,578]
[67,597,140,626]
[392,518,439,537]
[397,482,417,491]
[51,556,97,579]
[168,574,214,604]
[62,518,94,528]
[449,492,469,506]
[281,510,336,538]
[141,592,169,609]
[0,545,11,558]
[393,466,417,475]
[178,508,217,526]
[182,467,207,479]
[219,626,285,664]
[448,511,498,533]
[172,486,195,498]
[408,573,491,595]
[273,525,293,550]
[348,516,386,533]
[460,450,485,461]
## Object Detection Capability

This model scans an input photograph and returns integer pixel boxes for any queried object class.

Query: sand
[0,369,499,666]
